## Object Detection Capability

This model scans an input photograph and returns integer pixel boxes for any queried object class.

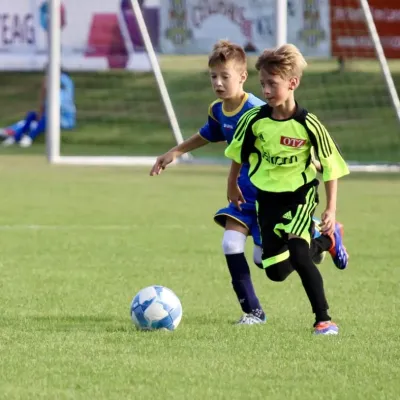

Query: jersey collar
[222,93,249,117]
[264,101,306,121]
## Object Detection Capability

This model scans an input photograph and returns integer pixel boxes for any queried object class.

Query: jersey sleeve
[198,104,225,142]
[305,113,349,181]
[225,108,258,164]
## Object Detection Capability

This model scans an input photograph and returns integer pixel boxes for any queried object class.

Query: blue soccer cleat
[328,222,349,270]
[313,321,339,335]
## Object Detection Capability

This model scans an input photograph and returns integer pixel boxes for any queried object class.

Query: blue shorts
[214,203,261,246]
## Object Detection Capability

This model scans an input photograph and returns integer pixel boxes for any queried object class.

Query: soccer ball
[130,285,182,331]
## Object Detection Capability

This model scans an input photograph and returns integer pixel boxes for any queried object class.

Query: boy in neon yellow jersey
[225,44,349,335]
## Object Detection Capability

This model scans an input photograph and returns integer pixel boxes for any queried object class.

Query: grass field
[0,156,399,399]
[0,57,399,162]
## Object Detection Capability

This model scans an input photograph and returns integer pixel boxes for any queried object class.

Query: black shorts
[256,179,319,269]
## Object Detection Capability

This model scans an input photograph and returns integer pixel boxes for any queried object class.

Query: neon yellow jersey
[225,104,349,192]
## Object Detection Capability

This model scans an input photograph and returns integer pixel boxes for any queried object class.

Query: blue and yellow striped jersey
[199,93,265,205]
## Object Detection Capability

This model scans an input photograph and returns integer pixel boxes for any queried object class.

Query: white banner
[0,0,154,71]
[160,0,331,58]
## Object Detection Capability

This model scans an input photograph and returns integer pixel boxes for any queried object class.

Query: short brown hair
[255,44,307,79]
[208,40,247,70]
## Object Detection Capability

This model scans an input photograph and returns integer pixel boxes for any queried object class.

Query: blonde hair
[255,44,307,79]
[208,40,247,70]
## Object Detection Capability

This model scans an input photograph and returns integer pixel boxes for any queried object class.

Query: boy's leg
[252,244,263,269]
[310,217,325,264]
[2,120,24,137]
[223,222,266,323]
[260,240,294,282]
[288,238,330,321]
[260,238,329,321]
[20,114,46,147]
[215,208,266,324]
[14,112,38,142]
[250,209,297,276]
[264,260,294,282]
[27,114,46,141]
[288,237,338,335]
[250,216,263,269]
[257,189,337,333]
[255,198,295,282]
[283,183,338,334]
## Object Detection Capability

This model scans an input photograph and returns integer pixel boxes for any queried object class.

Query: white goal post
[359,0,400,125]
[46,0,190,166]
[46,0,400,171]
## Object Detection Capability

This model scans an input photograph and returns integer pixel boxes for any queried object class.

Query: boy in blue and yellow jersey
[150,40,268,324]
[225,44,349,335]
[2,67,76,148]
[150,41,326,325]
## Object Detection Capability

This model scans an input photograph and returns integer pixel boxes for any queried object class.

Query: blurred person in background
[1,65,76,148]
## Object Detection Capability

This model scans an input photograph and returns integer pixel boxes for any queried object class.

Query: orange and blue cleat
[314,321,339,335]
[328,222,349,270]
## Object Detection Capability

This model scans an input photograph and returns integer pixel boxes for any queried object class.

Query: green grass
[0,156,399,399]
[0,57,399,162]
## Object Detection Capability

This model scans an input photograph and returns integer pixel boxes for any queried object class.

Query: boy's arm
[321,179,337,235]
[227,161,245,210]
[225,108,258,165]
[225,109,259,209]
[149,133,208,176]
[324,179,337,212]
[305,114,349,234]
[305,114,349,182]
[227,160,242,183]
[168,133,209,157]
[150,105,225,176]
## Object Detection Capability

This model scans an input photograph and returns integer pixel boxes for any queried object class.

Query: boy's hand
[227,181,245,211]
[150,152,176,176]
[320,208,335,236]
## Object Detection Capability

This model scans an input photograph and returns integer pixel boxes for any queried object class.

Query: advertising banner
[0,0,159,70]
[160,0,331,58]
[331,0,400,58]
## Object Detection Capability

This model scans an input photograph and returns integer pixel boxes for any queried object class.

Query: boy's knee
[288,238,311,268]
[265,261,293,282]
[265,267,286,282]
[222,230,246,255]
[25,111,37,120]
[253,245,262,267]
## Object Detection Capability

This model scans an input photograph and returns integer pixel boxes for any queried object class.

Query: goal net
[306,0,400,169]
[0,0,399,170]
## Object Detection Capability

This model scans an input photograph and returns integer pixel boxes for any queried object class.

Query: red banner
[331,0,400,58]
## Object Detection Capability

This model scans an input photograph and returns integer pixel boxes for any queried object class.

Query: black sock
[310,235,333,259]
[288,239,331,323]
[225,253,264,315]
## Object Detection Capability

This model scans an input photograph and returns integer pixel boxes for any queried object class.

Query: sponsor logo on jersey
[280,136,306,148]
[262,151,298,165]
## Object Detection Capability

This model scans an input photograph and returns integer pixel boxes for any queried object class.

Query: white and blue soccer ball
[130,285,182,331]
